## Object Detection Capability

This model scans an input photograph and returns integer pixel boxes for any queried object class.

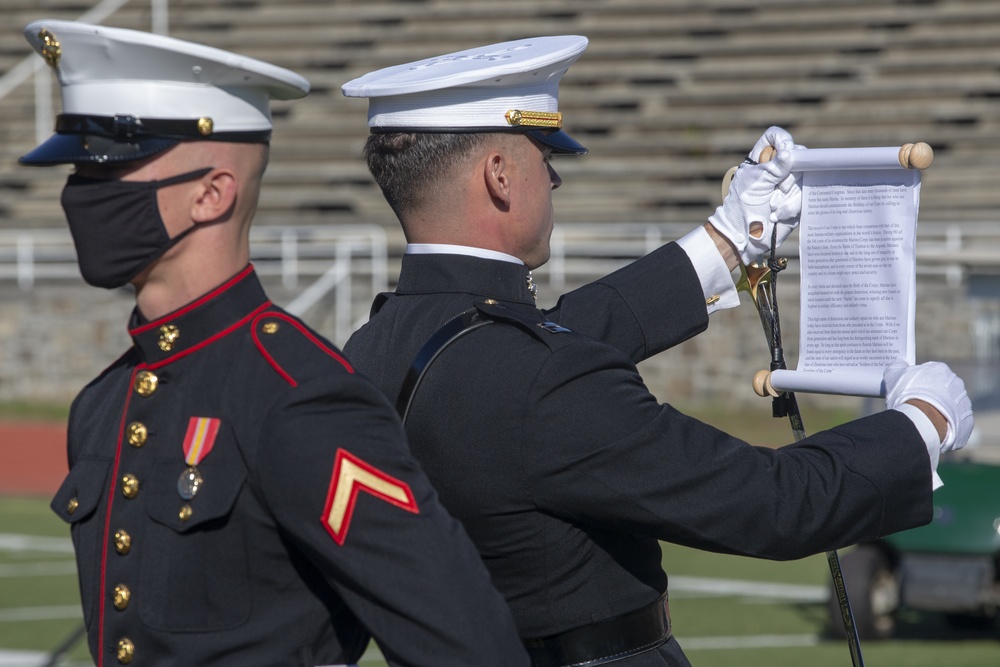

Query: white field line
[0,606,81,622]
[0,532,830,655]
[0,534,73,554]
[0,652,92,667]
[0,640,822,667]
[682,634,822,650]
[0,535,829,602]
[669,575,827,602]
[0,561,77,577]
[355,634,824,660]
[0,650,47,667]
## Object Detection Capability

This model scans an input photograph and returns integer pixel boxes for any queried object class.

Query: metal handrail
[3,222,1000,290]
[0,223,389,347]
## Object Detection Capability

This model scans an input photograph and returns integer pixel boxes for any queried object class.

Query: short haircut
[363,132,491,220]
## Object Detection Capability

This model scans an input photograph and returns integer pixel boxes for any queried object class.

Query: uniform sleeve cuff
[893,402,944,490]
[676,226,740,314]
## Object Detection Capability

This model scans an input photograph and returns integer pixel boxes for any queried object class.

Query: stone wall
[0,282,133,404]
[2,270,993,414]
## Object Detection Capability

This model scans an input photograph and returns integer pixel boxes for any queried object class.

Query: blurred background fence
[0,0,998,415]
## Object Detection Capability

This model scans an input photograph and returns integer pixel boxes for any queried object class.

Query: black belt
[523,593,672,667]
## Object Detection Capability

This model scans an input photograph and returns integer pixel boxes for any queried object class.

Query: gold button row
[112,368,160,666]
[134,371,158,397]
[126,422,148,448]
[121,474,140,500]
[114,529,131,555]
[117,637,134,663]
[113,584,131,611]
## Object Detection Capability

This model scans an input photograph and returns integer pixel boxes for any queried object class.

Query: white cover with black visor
[341,35,589,155]
[19,19,309,165]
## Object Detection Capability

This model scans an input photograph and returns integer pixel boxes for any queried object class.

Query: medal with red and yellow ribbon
[178,417,220,500]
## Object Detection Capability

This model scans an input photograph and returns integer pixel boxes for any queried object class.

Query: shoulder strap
[474,299,572,338]
[395,300,574,422]
[396,308,492,421]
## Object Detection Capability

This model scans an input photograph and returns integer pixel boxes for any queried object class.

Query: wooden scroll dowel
[897,142,934,170]
[723,142,934,200]
[757,141,933,169]
[752,369,780,398]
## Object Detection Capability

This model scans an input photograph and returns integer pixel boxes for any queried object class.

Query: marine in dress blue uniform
[19,20,529,667]
[340,36,974,666]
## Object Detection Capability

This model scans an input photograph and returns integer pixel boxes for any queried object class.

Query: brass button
[157,324,180,352]
[134,371,158,397]
[178,504,193,522]
[114,529,132,555]
[126,422,148,448]
[483,299,499,305]
[262,321,279,334]
[113,584,131,611]
[67,497,79,515]
[116,637,134,664]
[197,117,213,136]
[121,474,140,499]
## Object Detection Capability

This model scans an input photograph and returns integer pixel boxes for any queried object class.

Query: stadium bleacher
[1,0,1000,234]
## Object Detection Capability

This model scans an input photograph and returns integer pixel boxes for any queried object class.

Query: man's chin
[526,251,550,272]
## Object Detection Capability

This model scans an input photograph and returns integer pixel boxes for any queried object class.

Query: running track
[0,422,67,496]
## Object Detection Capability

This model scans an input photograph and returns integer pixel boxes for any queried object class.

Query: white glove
[884,359,975,453]
[709,126,803,265]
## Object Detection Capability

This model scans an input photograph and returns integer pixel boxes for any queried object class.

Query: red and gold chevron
[322,448,419,546]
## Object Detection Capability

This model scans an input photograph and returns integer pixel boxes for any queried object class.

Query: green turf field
[3,400,997,665]
[2,495,998,666]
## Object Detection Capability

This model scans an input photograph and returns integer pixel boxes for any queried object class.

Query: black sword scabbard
[738,256,864,667]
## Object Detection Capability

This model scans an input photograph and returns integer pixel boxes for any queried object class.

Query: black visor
[19,113,272,166]
[19,132,180,166]
[525,128,588,155]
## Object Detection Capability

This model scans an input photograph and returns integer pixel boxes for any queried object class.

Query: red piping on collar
[146,302,272,370]
[130,265,256,335]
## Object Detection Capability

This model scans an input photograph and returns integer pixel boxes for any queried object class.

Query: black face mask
[60,167,213,289]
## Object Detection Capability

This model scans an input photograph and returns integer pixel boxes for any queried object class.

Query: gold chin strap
[505,110,563,128]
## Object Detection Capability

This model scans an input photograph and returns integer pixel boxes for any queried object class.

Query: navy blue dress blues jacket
[51,266,529,667]
[343,243,934,666]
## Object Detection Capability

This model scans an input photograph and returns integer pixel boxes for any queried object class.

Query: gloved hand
[884,359,975,452]
[708,126,803,265]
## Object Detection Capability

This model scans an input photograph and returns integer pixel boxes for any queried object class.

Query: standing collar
[129,265,271,365]
[395,253,537,304]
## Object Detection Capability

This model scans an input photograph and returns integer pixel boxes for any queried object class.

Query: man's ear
[191,169,237,224]
[484,151,512,210]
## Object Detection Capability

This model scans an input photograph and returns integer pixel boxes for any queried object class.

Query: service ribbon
[183,417,220,466]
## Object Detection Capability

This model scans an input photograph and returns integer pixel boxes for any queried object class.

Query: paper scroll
[765,146,922,398]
